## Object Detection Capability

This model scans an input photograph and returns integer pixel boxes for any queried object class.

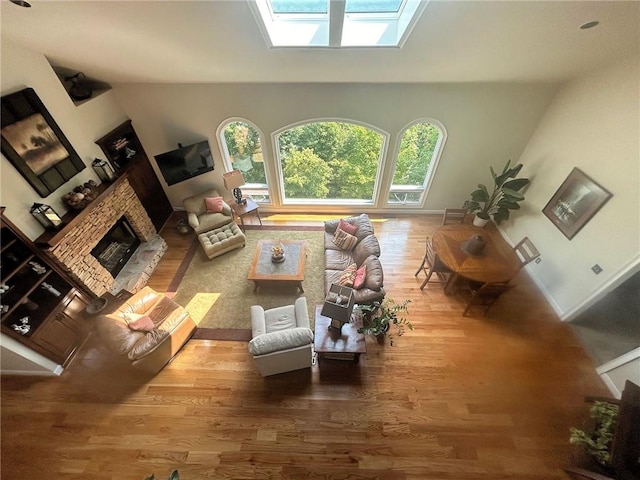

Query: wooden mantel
[34,175,127,248]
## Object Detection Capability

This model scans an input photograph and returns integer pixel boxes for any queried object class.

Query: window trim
[217,117,273,205]
[250,0,428,48]
[271,118,389,206]
[386,118,447,208]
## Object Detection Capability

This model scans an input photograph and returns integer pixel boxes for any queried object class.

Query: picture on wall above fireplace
[1,88,85,197]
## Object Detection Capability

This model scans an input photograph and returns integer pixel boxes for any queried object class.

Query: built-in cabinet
[1,208,90,366]
[95,120,173,231]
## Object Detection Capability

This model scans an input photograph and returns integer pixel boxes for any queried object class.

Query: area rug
[170,226,325,341]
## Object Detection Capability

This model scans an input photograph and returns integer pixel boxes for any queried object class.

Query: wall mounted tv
[154,140,214,186]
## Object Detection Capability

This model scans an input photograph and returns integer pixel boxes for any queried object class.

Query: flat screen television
[154,140,214,186]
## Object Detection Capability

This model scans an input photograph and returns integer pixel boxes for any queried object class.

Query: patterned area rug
[170,226,325,341]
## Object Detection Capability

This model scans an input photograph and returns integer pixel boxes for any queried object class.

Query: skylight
[251,0,426,48]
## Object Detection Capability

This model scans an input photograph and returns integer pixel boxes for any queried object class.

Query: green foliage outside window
[223,121,266,185]
[393,123,441,186]
[278,122,382,200]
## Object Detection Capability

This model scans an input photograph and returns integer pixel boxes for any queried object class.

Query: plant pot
[473,215,490,227]
[376,333,386,345]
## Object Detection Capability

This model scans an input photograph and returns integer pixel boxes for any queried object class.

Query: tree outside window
[277,121,384,201]
[389,122,443,204]
[221,121,269,202]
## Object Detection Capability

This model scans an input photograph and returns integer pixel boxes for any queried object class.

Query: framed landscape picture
[542,167,612,240]
[1,88,85,197]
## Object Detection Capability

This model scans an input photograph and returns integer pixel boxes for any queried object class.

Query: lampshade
[223,170,245,190]
[322,284,355,331]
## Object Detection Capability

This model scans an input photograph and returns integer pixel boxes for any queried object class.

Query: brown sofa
[324,214,385,305]
[93,287,196,374]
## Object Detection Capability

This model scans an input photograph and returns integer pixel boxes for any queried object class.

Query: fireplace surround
[37,177,167,297]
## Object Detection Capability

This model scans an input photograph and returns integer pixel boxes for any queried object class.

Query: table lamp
[223,170,246,205]
[321,284,355,333]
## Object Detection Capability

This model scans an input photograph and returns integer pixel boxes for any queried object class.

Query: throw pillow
[338,218,358,236]
[332,228,358,251]
[338,263,358,287]
[126,314,155,332]
[353,264,367,290]
[204,196,224,213]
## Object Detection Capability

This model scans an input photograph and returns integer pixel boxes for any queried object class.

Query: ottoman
[198,222,246,259]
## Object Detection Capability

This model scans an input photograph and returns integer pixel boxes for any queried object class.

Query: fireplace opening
[91,217,141,278]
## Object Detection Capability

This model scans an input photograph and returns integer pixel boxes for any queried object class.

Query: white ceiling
[1,0,638,84]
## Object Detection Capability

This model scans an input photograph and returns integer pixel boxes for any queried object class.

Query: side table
[314,305,366,363]
[230,198,262,230]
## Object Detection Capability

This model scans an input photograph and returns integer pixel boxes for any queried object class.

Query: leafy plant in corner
[357,298,413,346]
[145,470,179,480]
[569,401,618,470]
[464,159,530,224]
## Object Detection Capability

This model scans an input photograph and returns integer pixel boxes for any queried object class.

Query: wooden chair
[460,280,515,316]
[442,208,467,225]
[415,237,451,289]
[513,236,540,268]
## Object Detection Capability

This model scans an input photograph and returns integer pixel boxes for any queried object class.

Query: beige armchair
[182,188,233,235]
[249,297,314,377]
[92,287,197,374]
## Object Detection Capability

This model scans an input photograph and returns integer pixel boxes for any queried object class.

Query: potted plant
[145,470,179,480]
[569,401,618,474]
[464,160,530,226]
[357,298,413,346]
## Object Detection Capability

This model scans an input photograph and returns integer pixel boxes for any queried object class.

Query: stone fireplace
[41,178,167,297]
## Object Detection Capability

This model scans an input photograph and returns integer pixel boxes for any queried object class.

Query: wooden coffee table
[248,240,306,292]
[314,305,366,363]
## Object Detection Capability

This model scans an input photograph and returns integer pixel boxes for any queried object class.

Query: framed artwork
[542,167,612,240]
[1,88,85,197]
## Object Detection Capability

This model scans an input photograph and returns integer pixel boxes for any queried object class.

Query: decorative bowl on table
[271,243,285,263]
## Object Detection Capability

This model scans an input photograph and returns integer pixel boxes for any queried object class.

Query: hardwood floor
[1,212,609,479]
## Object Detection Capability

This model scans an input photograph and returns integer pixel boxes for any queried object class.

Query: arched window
[219,119,270,203]
[388,120,446,205]
[275,120,386,203]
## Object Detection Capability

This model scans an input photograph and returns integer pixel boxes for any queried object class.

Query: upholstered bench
[198,221,246,259]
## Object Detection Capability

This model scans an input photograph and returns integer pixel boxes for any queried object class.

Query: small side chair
[513,237,540,269]
[442,208,467,225]
[415,237,451,290]
[460,281,515,316]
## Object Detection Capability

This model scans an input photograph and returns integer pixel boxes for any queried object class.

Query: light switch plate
[591,264,603,274]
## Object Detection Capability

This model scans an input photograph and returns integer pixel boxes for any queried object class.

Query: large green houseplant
[357,298,413,346]
[464,160,530,225]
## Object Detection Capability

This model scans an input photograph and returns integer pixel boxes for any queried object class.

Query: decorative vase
[473,215,490,227]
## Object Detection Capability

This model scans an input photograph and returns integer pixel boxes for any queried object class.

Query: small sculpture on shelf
[12,316,30,335]
[62,180,99,210]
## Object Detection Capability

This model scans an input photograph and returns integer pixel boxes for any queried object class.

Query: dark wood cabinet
[95,120,173,231]
[0,208,90,367]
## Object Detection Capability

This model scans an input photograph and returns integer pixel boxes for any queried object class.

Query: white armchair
[249,297,314,377]
[182,188,233,235]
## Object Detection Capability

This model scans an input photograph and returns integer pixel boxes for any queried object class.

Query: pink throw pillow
[128,315,155,332]
[204,196,224,213]
[353,264,367,290]
[338,219,358,236]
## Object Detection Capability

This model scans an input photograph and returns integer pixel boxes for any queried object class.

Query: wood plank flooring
[1,212,609,479]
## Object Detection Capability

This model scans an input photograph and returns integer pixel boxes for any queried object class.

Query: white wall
[503,55,640,318]
[113,82,558,211]
[0,38,128,240]
[0,39,128,374]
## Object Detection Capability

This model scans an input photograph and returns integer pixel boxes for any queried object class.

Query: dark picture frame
[542,167,612,240]
[1,88,85,197]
